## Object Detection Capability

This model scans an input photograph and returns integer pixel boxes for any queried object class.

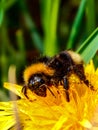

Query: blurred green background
[0,0,98,100]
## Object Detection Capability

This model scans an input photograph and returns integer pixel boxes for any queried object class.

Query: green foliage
[66,0,87,49]
[41,0,60,56]
[77,28,98,64]
[0,0,5,26]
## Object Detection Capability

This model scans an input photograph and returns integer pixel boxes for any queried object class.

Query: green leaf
[0,0,17,26]
[4,0,16,10]
[77,27,98,64]
[0,9,4,26]
[66,0,87,49]
[19,0,43,53]
[86,0,96,35]
[41,0,60,56]
[0,0,4,26]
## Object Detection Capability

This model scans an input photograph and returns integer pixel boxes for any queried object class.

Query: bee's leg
[47,86,56,98]
[73,64,94,90]
[63,76,70,102]
[40,84,56,97]
[22,85,29,99]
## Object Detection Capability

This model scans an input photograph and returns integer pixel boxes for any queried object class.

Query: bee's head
[23,62,54,96]
[27,73,49,97]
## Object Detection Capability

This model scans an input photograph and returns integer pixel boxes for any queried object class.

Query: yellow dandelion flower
[0,61,98,130]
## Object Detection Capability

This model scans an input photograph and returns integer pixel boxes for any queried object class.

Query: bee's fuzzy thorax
[23,63,54,84]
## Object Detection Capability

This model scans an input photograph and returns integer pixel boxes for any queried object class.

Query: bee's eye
[28,74,45,88]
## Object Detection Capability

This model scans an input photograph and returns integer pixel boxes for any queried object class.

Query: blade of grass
[40,0,52,34]
[42,0,60,56]
[0,0,16,16]
[19,0,43,53]
[77,27,98,64]
[0,0,5,26]
[0,18,15,55]
[16,30,25,53]
[86,0,96,35]
[0,23,9,86]
[5,0,16,9]
[66,0,87,49]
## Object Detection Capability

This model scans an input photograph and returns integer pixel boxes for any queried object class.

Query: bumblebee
[22,50,93,101]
